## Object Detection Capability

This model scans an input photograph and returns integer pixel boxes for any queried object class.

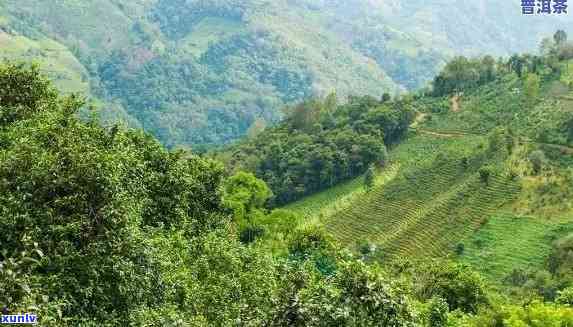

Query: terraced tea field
[460,214,573,281]
[283,164,400,226]
[325,132,522,259]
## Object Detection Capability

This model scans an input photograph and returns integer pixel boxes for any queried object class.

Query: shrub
[529,150,547,175]
[479,166,492,185]
[416,261,489,314]
[455,243,465,256]
[557,287,573,306]
[427,297,449,327]
[239,224,266,244]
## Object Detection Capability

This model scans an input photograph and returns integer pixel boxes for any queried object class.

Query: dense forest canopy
[216,94,414,206]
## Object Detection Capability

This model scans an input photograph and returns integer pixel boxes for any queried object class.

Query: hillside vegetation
[12,21,573,323]
[216,94,414,205]
[263,32,573,314]
[5,60,573,326]
[1,0,571,147]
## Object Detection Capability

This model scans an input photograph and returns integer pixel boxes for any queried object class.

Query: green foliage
[524,73,541,107]
[0,62,229,323]
[464,302,573,327]
[529,150,547,175]
[0,62,58,124]
[416,261,489,314]
[455,243,465,256]
[479,166,493,185]
[272,261,415,327]
[150,0,250,40]
[422,48,573,147]
[0,60,428,326]
[288,226,336,261]
[509,54,525,78]
[218,95,414,206]
[432,56,498,96]
[427,297,449,327]
[556,287,573,305]
[503,302,573,326]
[364,164,376,191]
[326,134,520,259]
[548,233,573,279]
[223,171,272,220]
[239,224,266,244]
[460,215,573,283]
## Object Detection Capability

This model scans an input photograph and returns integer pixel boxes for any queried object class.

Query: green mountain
[1,0,571,147]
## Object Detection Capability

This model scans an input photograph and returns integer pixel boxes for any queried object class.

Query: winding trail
[451,94,461,112]
[410,125,573,155]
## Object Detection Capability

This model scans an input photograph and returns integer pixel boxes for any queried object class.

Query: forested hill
[215,94,415,206]
[0,0,571,147]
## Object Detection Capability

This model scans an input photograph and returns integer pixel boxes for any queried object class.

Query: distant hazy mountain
[0,0,570,146]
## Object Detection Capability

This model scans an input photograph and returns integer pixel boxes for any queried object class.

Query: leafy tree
[288,226,336,261]
[455,242,465,256]
[432,55,500,96]
[427,297,449,327]
[223,171,272,220]
[524,73,541,107]
[0,62,59,124]
[273,261,415,326]
[416,261,489,314]
[217,95,413,206]
[555,30,568,46]
[0,62,229,323]
[529,150,547,175]
[509,55,524,78]
[364,164,376,191]
[480,55,496,83]
[381,93,392,102]
[479,167,492,185]
[548,233,573,278]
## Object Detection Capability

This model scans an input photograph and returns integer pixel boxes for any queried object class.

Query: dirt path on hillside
[410,113,428,129]
[412,127,573,154]
[415,129,465,138]
[451,94,461,112]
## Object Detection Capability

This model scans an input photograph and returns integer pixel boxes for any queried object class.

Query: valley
[1,0,571,147]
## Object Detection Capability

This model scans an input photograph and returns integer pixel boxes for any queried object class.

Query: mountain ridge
[1,0,572,147]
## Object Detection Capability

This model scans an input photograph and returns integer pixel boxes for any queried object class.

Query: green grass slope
[459,214,573,281]
[284,164,400,226]
[0,31,88,94]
